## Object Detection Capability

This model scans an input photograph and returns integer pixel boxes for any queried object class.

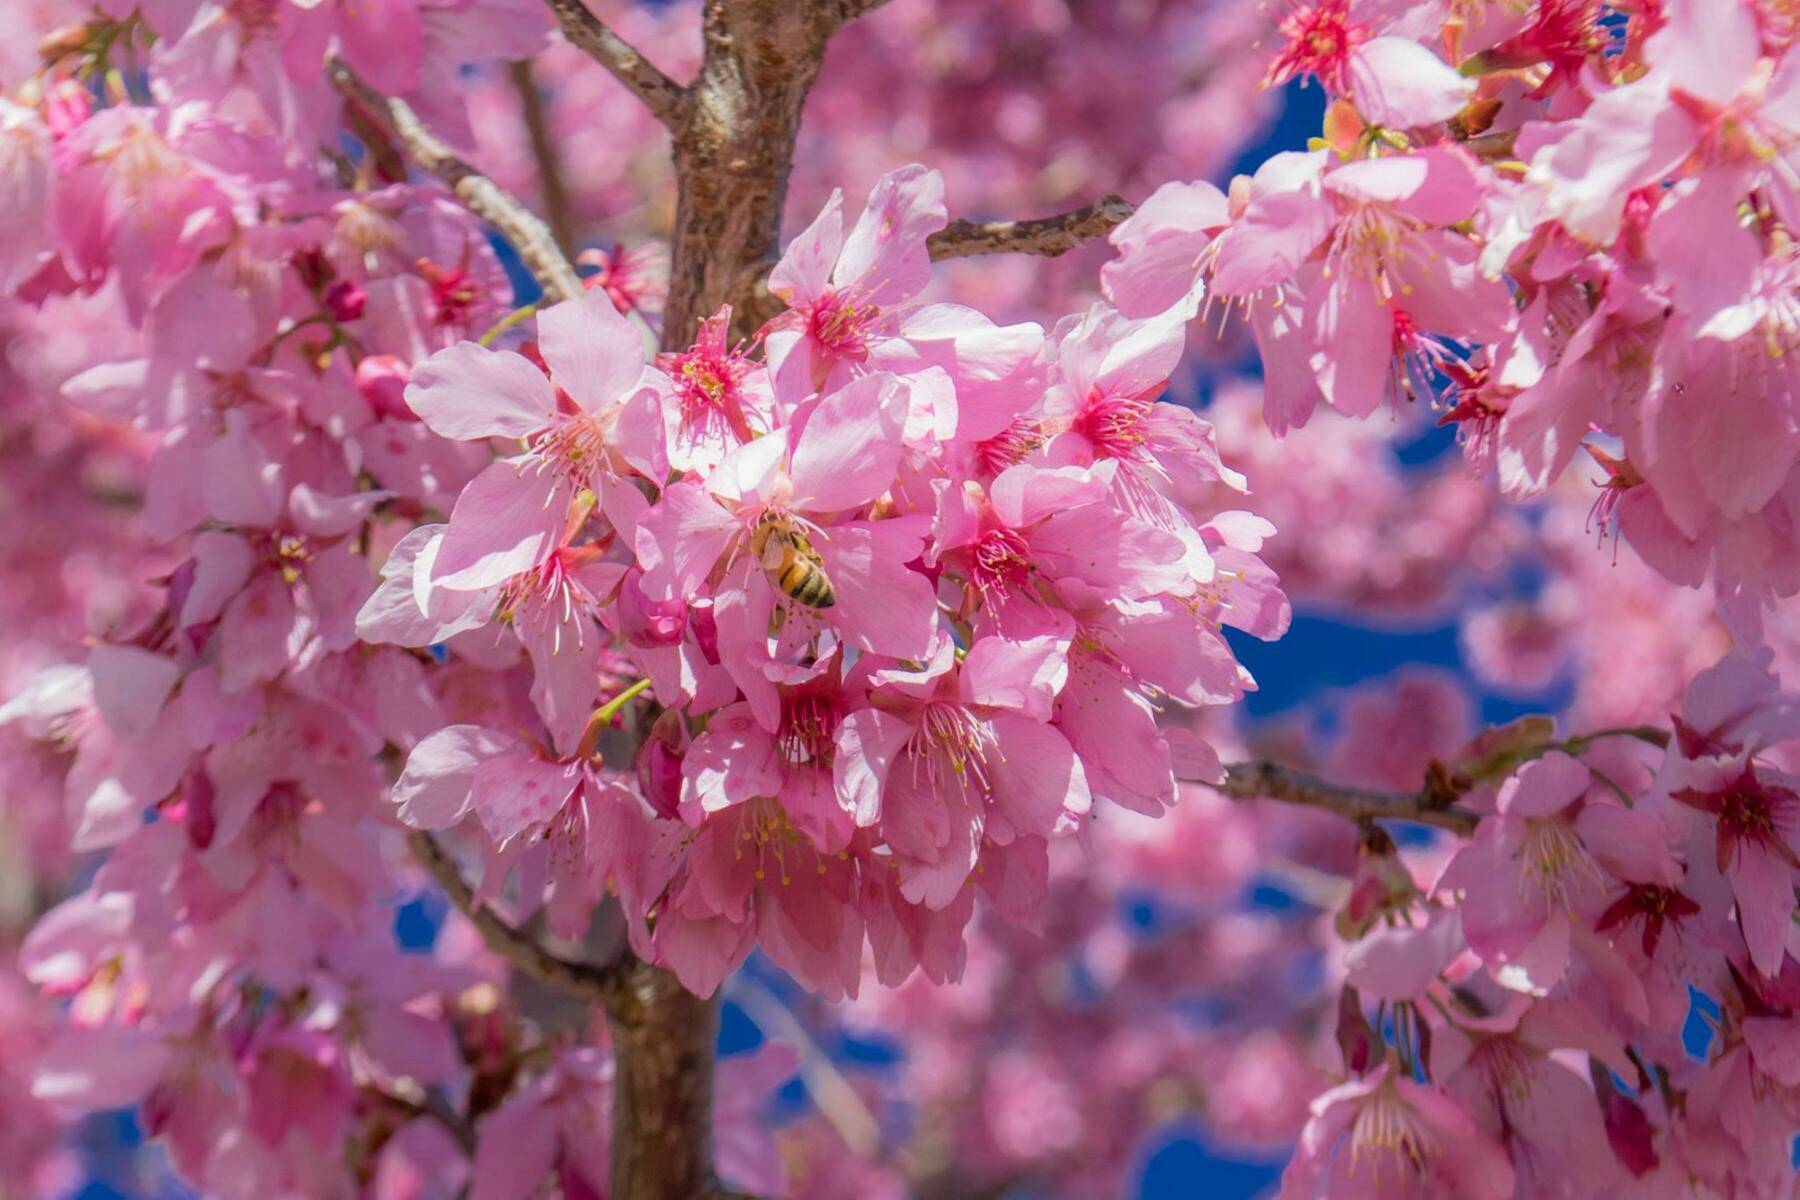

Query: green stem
[478,301,542,347]
[1558,724,1671,755]
[575,679,655,760]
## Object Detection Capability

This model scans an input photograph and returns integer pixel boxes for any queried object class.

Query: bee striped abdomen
[754,513,836,609]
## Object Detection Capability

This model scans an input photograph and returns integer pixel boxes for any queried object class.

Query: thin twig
[1211,761,1480,835]
[1211,724,1672,836]
[1557,724,1670,754]
[508,59,577,253]
[834,0,900,17]
[478,301,542,347]
[406,830,630,1004]
[327,57,583,303]
[543,0,687,128]
[927,194,1137,261]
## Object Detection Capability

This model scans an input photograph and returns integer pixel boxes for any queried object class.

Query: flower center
[1263,0,1370,93]
[1389,310,1457,404]
[1719,785,1788,849]
[1597,883,1700,958]
[494,546,601,647]
[808,288,879,360]
[1518,816,1600,912]
[668,350,752,443]
[906,701,997,797]
[1075,390,1154,461]
[1348,1083,1434,1176]
[779,693,844,767]
[975,418,1044,474]
[526,412,610,488]
[734,797,824,885]
[417,257,481,329]
[972,527,1033,600]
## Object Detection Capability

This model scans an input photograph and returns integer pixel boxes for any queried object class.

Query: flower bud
[1590,1060,1659,1177]
[1334,985,1377,1076]
[636,709,686,820]
[688,603,720,662]
[324,279,366,322]
[354,355,413,421]
[618,567,685,648]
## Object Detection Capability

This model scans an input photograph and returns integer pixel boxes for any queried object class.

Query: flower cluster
[1106,0,1800,602]
[372,163,1280,998]
[1281,653,1800,1199]
[5,0,1800,1196]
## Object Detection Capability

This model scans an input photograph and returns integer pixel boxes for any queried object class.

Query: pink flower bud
[636,709,686,820]
[324,279,366,322]
[177,768,217,850]
[1590,1061,1659,1177]
[618,567,685,648]
[354,355,413,421]
[1335,986,1376,1076]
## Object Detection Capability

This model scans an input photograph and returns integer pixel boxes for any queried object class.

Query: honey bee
[750,511,835,608]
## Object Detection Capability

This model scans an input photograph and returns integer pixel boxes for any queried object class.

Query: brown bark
[1210,760,1480,835]
[606,6,873,1194]
[927,193,1136,261]
[509,59,579,254]
[544,0,688,128]
[661,1,860,348]
[607,958,725,1198]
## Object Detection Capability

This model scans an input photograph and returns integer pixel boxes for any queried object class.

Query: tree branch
[927,194,1137,261]
[834,0,900,17]
[508,59,577,254]
[1212,761,1480,836]
[543,0,687,128]
[406,830,630,1004]
[327,58,583,303]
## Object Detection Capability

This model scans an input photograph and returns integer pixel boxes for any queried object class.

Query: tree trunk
[660,0,845,348]
[607,960,724,1199]
[606,6,853,1196]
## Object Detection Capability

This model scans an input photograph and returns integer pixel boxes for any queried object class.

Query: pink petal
[87,644,181,741]
[515,603,601,757]
[986,716,1090,841]
[833,163,946,306]
[1648,0,1760,108]
[1102,179,1226,319]
[470,754,582,846]
[634,480,739,600]
[405,340,554,441]
[1731,839,1796,978]
[786,372,906,513]
[1496,751,1590,818]
[218,573,301,692]
[33,1027,171,1109]
[959,629,1072,722]
[1347,38,1475,130]
[1344,907,1465,1001]
[1055,670,1174,815]
[682,708,783,818]
[536,286,649,415]
[1209,152,1333,296]
[813,517,937,660]
[392,724,520,829]
[768,189,845,304]
[832,708,913,826]
[1325,147,1484,226]
[431,458,568,591]
[989,463,1113,529]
